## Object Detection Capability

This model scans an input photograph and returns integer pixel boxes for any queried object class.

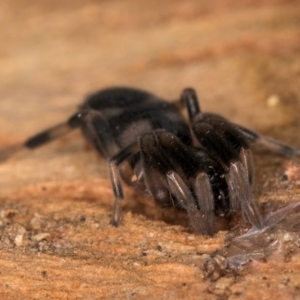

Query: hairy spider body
[1,87,299,236]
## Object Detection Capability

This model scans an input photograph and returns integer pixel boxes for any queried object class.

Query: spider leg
[180,87,300,158]
[0,144,24,162]
[180,88,254,183]
[194,173,216,235]
[82,108,145,226]
[108,143,140,226]
[139,130,216,235]
[235,124,300,158]
[153,130,216,235]
[192,114,263,229]
[167,171,215,235]
[225,160,263,228]
[180,88,201,121]
[139,132,175,207]
[192,120,238,171]
[239,147,255,185]
[0,112,83,162]
[80,109,121,157]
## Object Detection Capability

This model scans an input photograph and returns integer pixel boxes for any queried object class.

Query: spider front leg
[196,118,263,228]
[181,88,300,158]
[140,130,217,235]
[181,88,263,229]
[235,124,300,158]
[167,171,215,236]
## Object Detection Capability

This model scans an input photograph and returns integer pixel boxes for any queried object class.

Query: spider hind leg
[0,112,82,162]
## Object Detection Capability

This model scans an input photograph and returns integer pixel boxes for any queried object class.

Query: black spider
[1,87,299,236]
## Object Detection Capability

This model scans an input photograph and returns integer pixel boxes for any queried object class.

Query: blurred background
[1,0,300,134]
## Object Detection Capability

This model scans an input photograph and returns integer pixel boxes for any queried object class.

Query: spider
[0,87,299,236]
